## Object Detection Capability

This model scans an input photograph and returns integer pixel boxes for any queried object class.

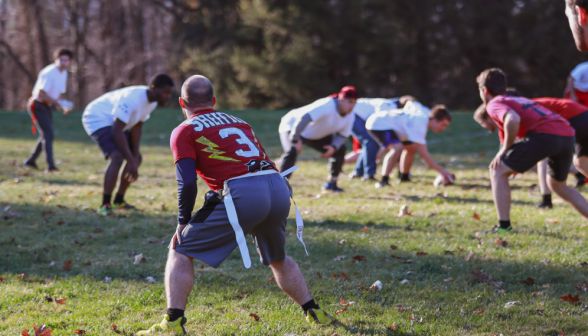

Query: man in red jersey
[137,75,334,335]
[474,68,588,234]
[565,0,588,51]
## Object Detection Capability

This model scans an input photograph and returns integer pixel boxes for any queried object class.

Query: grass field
[2,108,588,335]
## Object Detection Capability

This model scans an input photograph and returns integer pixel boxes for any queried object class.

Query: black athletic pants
[26,100,56,169]
[279,133,346,179]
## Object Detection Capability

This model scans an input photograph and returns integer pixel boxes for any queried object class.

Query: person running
[24,48,73,172]
[565,62,588,106]
[565,0,588,51]
[474,68,588,233]
[349,97,398,182]
[137,75,334,335]
[82,74,174,216]
[278,86,358,192]
[365,100,454,188]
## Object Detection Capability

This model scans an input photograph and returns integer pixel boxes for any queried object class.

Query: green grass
[1,109,588,335]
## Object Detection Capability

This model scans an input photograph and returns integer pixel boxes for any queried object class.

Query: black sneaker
[348,173,362,180]
[375,180,390,188]
[361,175,377,182]
[536,202,553,209]
[398,175,412,184]
[575,176,586,189]
[45,167,59,173]
[477,225,514,235]
[322,182,344,192]
[23,161,38,170]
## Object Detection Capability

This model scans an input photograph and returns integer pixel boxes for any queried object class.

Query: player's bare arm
[490,110,520,170]
[129,122,143,159]
[413,143,453,183]
[112,118,138,182]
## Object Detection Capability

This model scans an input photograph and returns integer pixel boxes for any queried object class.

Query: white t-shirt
[571,62,588,92]
[353,98,399,121]
[366,101,430,144]
[279,97,354,140]
[32,64,68,101]
[82,86,158,135]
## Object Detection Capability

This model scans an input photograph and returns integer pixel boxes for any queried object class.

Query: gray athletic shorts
[174,173,291,268]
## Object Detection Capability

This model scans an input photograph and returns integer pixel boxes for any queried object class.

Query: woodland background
[1,0,587,110]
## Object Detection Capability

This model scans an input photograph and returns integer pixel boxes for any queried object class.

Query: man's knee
[108,151,124,167]
[168,249,194,262]
[269,256,291,269]
[403,143,416,153]
[547,176,567,191]
[575,156,588,169]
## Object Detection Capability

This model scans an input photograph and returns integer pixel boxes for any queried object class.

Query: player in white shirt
[24,48,73,172]
[366,102,454,188]
[82,74,174,216]
[349,97,398,181]
[279,86,357,192]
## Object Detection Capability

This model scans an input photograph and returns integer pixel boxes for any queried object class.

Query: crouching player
[365,101,454,188]
[474,68,588,233]
[137,75,334,334]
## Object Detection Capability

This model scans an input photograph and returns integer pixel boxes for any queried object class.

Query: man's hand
[440,170,455,184]
[321,145,336,158]
[169,224,187,249]
[123,159,139,182]
[490,151,505,170]
[292,141,303,155]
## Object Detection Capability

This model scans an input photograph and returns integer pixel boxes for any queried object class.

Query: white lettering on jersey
[185,112,247,132]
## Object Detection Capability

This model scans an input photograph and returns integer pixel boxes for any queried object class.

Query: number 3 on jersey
[197,127,266,162]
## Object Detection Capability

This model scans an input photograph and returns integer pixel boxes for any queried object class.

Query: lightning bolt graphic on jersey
[196,136,240,162]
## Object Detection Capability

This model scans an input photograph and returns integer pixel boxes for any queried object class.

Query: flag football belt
[221,165,308,268]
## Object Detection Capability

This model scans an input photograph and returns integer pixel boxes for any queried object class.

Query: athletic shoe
[322,182,344,192]
[136,315,187,335]
[306,308,335,325]
[375,180,390,188]
[97,204,114,216]
[575,176,586,189]
[23,161,39,170]
[348,173,362,180]
[45,167,59,173]
[398,175,412,184]
[113,202,137,210]
[477,225,514,235]
[361,175,377,182]
[536,202,553,209]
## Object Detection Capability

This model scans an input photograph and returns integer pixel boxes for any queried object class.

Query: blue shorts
[368,129,414,148]
[90,127,132,159]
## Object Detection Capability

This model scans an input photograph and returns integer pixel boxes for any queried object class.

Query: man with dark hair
[365,101,454,188]
[137,75,334,335]
[279,86,358,192]
[565,0,588,51]
[474,68,588,233]
[82,74,174,216]
[24,47,74,172]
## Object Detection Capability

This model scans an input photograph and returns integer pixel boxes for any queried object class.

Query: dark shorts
[174,173,290,268]
[502,132,575,182]
[368,130,412,148]
[568,111,588,157]
[90,127,131,159]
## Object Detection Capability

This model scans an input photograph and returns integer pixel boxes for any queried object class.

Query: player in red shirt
[137,76,334,335]
[474,68,588,234]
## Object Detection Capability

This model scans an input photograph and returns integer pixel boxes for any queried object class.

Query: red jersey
[486,95,575,143]
[533,97,588,120]
[170,109,277,191]
[566,89,588,108]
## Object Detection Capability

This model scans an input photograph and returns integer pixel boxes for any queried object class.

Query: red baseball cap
[338,86,358,100]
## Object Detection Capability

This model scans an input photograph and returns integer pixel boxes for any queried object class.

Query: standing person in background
[24,48,73,172]
[82,74,174,216]
[565,62,588,106]
[349,97,398,182]
[278,86,357,192]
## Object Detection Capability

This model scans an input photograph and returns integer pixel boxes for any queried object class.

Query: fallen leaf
[331,273,339,278]
[400,279,412,285]
[337,239,346,246]
[473,308,485,315]
[32,323,53,336]
[443,277,454,282]
[398,205,411,217]
[93,227,102,233]
[473,213,481,220]
[457,247,465,251]
[427,213,438,218]
[0,277,4,282]
[352,255,366,262]
[536,309,545,316]
[134,254,145,264]
[390,245,398,251]
[370,280,383,291]
[532,291,546,297]
[249,312,260,321]
[541,259,551,266]
[494,238,508,248]
[74,331,85,334]
[402,259,413,264]
[340,271,348,279]
[388,324,398,330]
[268,276,275,282]
[576,282,588,292]
[444,251,454,255]
[465,251,476,262]
[546,218,560,224]
[334,307,347,315]
[522,277,535,286]
[44,296,53,302]
[317,272,322,279]
[580,262,588,267]
[560,294,580,303]
[17,273,25,279]
[504,301,520,308]
[441,265,451,270]
[332,255,346,261]
[55,297,67,304]
[560,331,566,336]
[63,260,73,271]
[416,251,427,256]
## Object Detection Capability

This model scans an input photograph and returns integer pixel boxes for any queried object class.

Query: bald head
[181,75,214,109]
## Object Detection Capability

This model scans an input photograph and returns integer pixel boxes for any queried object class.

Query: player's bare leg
[399,144,416,183]
[486,162,513,233]
[376,143,403,188]
[537,159,553,209]
[547,177,588,220]
[165,249,195,310]
[574,156,588,179]
[113,154,142,209]
[269,257,312,305]
[98,151,124,215]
